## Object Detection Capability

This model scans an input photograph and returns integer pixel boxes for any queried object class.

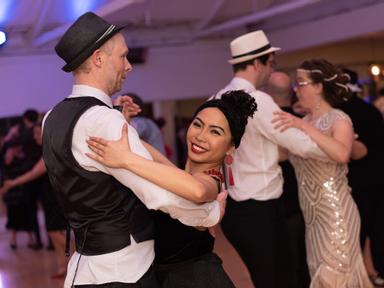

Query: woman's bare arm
[141,141,175,167]
[86,124,218,203]
[273,111,353,164]
[351,139,367,160]
[0,158,46,194]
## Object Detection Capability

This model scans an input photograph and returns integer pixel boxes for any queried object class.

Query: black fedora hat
[55,12,125,72]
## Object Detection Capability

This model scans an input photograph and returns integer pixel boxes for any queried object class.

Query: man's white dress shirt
[43,85,220,287]
[215,77,328,201]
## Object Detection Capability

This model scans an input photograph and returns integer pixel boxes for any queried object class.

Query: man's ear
[252,59,260,71]
[91,49,103,68]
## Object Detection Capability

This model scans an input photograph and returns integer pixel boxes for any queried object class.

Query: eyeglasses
[294,80,313,88]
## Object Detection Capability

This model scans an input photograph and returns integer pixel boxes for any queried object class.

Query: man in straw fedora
[42,12,223,288]
[213,30,328,288]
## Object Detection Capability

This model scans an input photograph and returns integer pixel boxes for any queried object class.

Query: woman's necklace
[203,168,224,184]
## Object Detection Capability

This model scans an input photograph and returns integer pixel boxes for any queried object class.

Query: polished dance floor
[0,212,253,288]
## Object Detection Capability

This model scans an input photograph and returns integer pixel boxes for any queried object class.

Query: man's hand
[216,190,228,222]
[208,190,228,237]
[272,110,306,132]
[194,190,228,237]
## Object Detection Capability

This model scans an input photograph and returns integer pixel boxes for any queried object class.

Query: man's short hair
[232,53,270,73]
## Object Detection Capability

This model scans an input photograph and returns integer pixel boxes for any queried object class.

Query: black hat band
[232,44,271,59]
[95,24,116,44]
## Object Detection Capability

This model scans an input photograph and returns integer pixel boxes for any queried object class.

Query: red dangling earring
[224,154,235,186]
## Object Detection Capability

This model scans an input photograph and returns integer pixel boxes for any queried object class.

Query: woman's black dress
[3,156,35,231]
[153,207,235,288]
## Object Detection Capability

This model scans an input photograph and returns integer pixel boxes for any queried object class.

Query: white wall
[0,39,232,118]
[2,0,384,119]
[124,40,233,102]
[0,53,72,117]
[269,1,384,54]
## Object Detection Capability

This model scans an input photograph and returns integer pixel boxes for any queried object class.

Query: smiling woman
[187,108,234,168]
[85,90,257,288]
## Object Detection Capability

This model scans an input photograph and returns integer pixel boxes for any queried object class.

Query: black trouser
[155,252,235,288]
[74,265,158,288]
[221,197,293,288]
[371,188,384,277]
[351,187,372,248]
[285,211,310,288]
[25,181,42,246]
[352,186,384,276]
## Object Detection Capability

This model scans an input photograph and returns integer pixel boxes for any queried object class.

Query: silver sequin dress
[289,109,372,288]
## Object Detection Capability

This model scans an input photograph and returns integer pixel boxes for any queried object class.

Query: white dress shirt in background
[215,77,328,201]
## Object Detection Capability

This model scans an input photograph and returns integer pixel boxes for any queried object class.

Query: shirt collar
[231,77,256,93]
[69,85,113,108]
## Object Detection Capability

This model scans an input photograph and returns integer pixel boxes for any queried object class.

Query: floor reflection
[0,213,252,288]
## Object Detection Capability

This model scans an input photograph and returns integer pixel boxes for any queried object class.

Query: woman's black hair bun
[221,90,257,119]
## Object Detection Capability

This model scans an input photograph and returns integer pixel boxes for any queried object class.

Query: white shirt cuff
[198,201,220,227]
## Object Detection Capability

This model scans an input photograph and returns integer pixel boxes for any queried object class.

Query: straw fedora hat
[55,12,125,72]
[228,30,280,65]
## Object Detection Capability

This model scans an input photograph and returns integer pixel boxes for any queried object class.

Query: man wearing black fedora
[213,31,328,288]
[42,12,223,287]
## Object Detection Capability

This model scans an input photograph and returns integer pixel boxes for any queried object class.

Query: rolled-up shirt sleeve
[254,92,329,161]
[74,106,220,227]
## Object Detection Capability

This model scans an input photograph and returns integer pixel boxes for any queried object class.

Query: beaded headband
[296,68,350,92]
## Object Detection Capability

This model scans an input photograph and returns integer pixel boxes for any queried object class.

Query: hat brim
[228,46,280,65]
[62,26,125,72]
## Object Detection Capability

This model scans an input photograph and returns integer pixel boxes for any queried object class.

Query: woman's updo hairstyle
[193,90,257,148]
[298,58,351,107]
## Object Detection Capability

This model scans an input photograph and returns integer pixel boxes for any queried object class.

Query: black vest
[42,97,154,255]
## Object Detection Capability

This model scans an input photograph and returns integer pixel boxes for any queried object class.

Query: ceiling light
[0,30,6,46]
[370,64,380,76]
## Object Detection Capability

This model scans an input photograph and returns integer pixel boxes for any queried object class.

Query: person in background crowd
[0,124,69,278]
[373,88,384,118]
[1,109,43,249]
[264,71,310,288]
[340,68,384,287]
[2,141,36,249]
[213,30,328,288]
[123,92,166,155]
[272,58,372,287]
[154,117,173,160]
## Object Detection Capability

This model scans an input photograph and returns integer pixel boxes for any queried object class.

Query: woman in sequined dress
[273,59,372,288]
[85,90,257,288]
